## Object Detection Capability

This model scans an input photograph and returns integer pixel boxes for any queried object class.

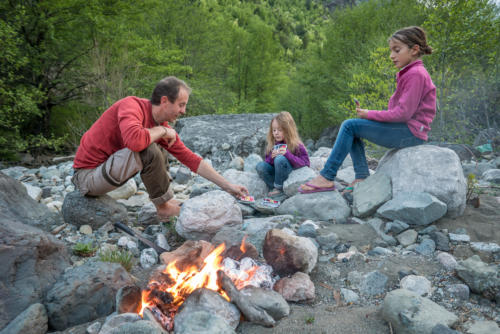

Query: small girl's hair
[266,111,303,154]
[390,26,433,56]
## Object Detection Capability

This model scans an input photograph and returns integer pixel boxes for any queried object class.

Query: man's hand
[224,183,249,198]
[162,126,177,148]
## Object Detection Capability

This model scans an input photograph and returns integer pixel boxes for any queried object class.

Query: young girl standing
[257,111,310,196]
[299,26,436,193]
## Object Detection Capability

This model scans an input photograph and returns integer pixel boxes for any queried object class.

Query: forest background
[1,0,499,160]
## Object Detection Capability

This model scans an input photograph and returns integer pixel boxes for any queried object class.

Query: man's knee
[139,144,164,166]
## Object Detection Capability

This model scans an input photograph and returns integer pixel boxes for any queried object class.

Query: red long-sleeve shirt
[73,96,202,171]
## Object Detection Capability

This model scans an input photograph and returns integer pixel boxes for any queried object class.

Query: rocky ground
[1,125,499,334]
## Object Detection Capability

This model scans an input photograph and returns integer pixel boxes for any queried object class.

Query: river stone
[377,145,466,217]
[277,191,351,222]
[309,156,327,172]
[400,275,432,297]
[240,286,290,320]
[116,286,141,314]
[273,272,315,302]
[482,169,500,183]
[243,153,263,174]
[62,190,128,229]
[359,271,388,296]
[0,218,70,330]
[455,255,500,300]
[263,229,318,275]
[377,192,447,226]
[382,289,458,334]
[430,231,450,251]
[352,172,392,218]
[222,169,268,199]
[44,260,134,330]
[174,309,236,334]
[367,218,397,246]
[177,288,240,329]
[436,252,458,270]
[283,167,317,197]
[108,320,164,334]
[464,320,500,334]
[140,248,159,269]
[431,324,461,334]
[99,313,142,334]
[107,178,137,200]
[176,190,242,241]
[241,215,294,256]
[396,229,418,247]
[445,284,470,301]
[0,303,47,334]
[22,182,43,202]
[340,288,360,304]
[0,172,63,231]
[415,238,436,256]
[175,113,275,170]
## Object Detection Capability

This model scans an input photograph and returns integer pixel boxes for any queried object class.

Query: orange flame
[240,235,247,254]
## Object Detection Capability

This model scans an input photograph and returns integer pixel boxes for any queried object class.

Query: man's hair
[150,76,191,105]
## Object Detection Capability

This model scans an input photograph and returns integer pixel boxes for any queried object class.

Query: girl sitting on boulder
[256,111,310,197]
[299,26,436,194]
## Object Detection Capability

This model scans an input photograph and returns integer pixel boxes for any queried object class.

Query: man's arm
[147,126,176,147]
[196,160,248,198]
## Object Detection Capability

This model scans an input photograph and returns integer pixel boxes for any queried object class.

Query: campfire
[137,238,276,331]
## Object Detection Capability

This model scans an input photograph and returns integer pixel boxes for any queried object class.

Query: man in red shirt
[72,76,248,219]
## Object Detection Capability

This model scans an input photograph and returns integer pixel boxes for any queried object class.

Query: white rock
[79,225,93,235]
[436,252,458,270]
[107,178,137,200]
[118,236,130,247]
[400,275,432,296]
[46,200,63,213]
[22,182,42,201]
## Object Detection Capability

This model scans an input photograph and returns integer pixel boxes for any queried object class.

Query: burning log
[217,270,275,327]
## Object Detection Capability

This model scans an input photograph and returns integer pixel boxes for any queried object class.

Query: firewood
[217,270,275,327]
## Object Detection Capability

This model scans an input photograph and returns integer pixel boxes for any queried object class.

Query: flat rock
[400,275,432,297]
[277,191,351,222]
[240,286,290,320]
[455,255,500,300]
[283,167,317,197]
[273,272,315,302]
[352,172,392,218]
[222,169,268,199]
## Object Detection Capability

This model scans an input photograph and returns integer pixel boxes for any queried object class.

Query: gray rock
[482,169,500,183]
[367,218,397,246]
[175,113,275,170]
[0,303,47,334]
[312,147,333,158]
[222,169,268,199]
[431,324,461,334]
[352,172,392,218]
[377,145,466,217]
[347,271,363,288]
[463,320,500,334]
[359,271,388,296]
[462,161,495,178]
[137,202,160,225]
[273,272,315,302]
[400,275,432,297]
[277,191,351,222]
[419,225,438,235]
[174,309,236,334]
[449,233,471,243]
[369,247,394,256]
[455,255,500,300]
[155,233,170,252]
[62,191,128,229]
[140,248,159,269]
[229,156,244,171]
[241,215,293,255]
[22,182,42,202]
[377,192,447,226]
[44,261,134,330]
[397,229,418,247]
[382,289,458,334]
[340,288,359,304]
[86,321,102,334]
[430,231,450,251]
[384,220,409,234]
[309,156,327,172]
[175,166,192,184]
[445,284,470,301]
[177,288,240,329]
[115,285,141,314]
[108,320,164,334]
[243,153,263,174]
[176,190,242,241]
[297,220,318,238]
[99,313,142,334]
[415,238,436,256]
[470,242,500,258]
[315,228,339,250]
[0,219,70,330]
[283,167,317,197]
[240,286,290,320]
[0,172,63,231]
[436,252,458,270]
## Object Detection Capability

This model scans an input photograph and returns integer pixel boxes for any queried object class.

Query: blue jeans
[321,119,424,181]
[256,155,293,190]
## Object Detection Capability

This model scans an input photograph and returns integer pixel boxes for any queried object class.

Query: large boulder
[352,172,392,218]
[382,289,458,334]
[176,190,242,241]
[277,192,351,222]
[62,191,128,229]
[221,169,268,199]
[44,260,134,331]
[0,218,70,330]
[283,167,317,197]
[0,172,63,231]
[0,303,47,334]
[377,145,466,217]
[175,113,275,170]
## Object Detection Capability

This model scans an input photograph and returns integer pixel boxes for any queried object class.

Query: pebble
[79,225,93,235]
[449,233,471,243]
